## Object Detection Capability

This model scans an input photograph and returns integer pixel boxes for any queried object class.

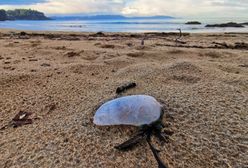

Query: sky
[0,0,247,18]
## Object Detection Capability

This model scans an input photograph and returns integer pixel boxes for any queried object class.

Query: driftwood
[175,29,187,44]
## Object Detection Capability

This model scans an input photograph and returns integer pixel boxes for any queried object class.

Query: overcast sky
[0,0,247,17]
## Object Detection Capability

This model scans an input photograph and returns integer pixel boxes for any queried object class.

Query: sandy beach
[0,29,247,168]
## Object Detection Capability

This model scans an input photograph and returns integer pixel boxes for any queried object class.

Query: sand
[0,29,247,168]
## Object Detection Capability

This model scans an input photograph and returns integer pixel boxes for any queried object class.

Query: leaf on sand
[11,111,33,128]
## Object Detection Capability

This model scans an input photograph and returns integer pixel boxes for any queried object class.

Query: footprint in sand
[170,74,201,84]
[115,63,160,78]
[168,61,202,73]
[81,55,98,61]
[69,64,105,75]
[166,61,202,84]
[218,65,241,74]
[64,51,84,58]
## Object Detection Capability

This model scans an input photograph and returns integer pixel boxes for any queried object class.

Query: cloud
[0,0,126,14]
[121,0,248,17]
[0,0,247,17]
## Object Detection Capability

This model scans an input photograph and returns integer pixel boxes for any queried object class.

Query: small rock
[126,43,133,47]
[29,58,38,62]
[206,22,244,28]
[100,44,115,49]
[3,66,15,70]
[64,138,69,143]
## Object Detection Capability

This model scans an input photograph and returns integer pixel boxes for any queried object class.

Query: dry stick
[175,28,182,45]
[141,37,145,46]
[175,28,186,45]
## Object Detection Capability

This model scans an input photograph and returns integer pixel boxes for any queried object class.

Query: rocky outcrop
[185,21,201,25]
[206,22,244,28]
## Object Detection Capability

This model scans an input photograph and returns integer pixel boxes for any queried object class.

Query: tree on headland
[7,9,49,20]
[0,9,50,21]
[0,9,7,21]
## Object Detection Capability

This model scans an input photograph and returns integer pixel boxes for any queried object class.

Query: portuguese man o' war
[94,95,162,126]
[94,95,173,168]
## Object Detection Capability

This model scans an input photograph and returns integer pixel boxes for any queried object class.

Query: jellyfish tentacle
[115,131,147,150]
[146,134,168,168]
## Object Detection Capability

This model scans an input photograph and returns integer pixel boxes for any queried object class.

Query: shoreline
[1,27,248,34]
[1,18,248,33]
[1,28,248,35]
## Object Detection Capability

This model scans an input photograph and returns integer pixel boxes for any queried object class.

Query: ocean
[0,18,247,33]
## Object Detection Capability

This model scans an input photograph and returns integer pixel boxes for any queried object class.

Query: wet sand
[0,29,248,168]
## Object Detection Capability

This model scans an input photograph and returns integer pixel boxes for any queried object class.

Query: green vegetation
[0,9,50,21]
[0,9,7,21]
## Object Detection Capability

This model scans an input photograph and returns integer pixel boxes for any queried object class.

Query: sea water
[0,18,247,33]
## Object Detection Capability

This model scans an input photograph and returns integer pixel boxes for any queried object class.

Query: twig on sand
[116,82,137,94]
[141,37,145,46]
